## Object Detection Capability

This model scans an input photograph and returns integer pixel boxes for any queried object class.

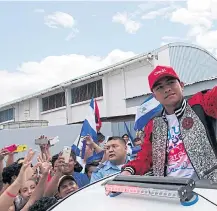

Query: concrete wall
[0,122,112,162]
[41,107,67,126]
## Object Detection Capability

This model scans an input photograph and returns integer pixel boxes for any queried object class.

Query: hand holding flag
[79,98,101,159]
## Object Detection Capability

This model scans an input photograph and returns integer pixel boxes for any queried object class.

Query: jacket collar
[104,156,130,171]
[162,98,187,121]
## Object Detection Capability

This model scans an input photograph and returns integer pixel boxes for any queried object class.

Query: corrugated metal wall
[168,43,217,84]
[111,120,136,138]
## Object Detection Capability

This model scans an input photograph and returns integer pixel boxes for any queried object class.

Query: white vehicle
[49,174,217,211]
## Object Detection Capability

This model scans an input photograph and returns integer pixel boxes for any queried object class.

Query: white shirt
[166,114,194,178]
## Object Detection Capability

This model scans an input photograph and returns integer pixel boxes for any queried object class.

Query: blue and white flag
[134,95,163,131]
[71,135,82,156]
[80,98,98,159]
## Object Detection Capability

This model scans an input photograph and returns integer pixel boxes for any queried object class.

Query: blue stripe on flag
[89,97,94,109]
[80,119,97,141]
[81,140,86,159]
[71,145,80,156]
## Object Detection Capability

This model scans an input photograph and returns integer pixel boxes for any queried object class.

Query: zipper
[164,124,169,176]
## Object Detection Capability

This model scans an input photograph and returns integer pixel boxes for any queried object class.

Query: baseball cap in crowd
[57,175,76,192]
[148,65,180,90]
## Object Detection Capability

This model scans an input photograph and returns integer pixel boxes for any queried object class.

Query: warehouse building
[0,42,217,136]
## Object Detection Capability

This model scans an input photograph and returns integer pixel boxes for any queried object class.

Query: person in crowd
[0,149,52,211]
[90,136,129,183]
[122,65,217,182]
[74,161,83,173]
[121,134,134,158]
[136,130,145,140]
[61,150,89,188]
[57,175,79,199]
[85,161,99,179]
[0,148,10,192]
[44,150,89,198]
[28,196,58,211]
[84,135,104,156]
[122,134,129,144]
[51,154,59,175]
[133,138,143,147]
[14,178,37,210]
[2,162,22,186]
[16,158,25,165]
[81,135,105,168]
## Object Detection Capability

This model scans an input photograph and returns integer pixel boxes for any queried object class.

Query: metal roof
[0,42,217,108]
[168,43,217,84]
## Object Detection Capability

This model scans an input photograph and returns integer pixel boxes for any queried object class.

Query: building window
[71,79,103,104]
[0,108,14,123]
[42,92,66,111]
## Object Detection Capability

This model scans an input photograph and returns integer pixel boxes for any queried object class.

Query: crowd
[0,64,216,211]
[0,132,143,211]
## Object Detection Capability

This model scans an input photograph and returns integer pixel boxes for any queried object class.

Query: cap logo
[154,68,167,76]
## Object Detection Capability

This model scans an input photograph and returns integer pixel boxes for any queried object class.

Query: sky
[0,0,217,105]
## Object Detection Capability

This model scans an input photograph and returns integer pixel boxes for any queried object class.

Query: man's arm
[122,120,153,175]
[189,86,217,119]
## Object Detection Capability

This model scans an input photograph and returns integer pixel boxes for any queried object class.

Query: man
[122,134,129,144]
[90,136,129,183]
[85,161,99,179]
[61,150,89,188]
[122,65,217,182]
[44,151,89,198]
[57,175,79,198]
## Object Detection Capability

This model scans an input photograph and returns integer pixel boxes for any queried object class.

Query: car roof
[49,174,217,211]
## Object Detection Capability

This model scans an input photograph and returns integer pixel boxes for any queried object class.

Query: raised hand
[55,155,65,174]
[84,135,94,146]
[15,149,35,185]
[0,149,9,161]
[37,154,52,175]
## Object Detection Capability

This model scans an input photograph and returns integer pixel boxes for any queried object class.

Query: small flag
[72,135,83,156]
[80,98,98,159]
[134,95,163,131]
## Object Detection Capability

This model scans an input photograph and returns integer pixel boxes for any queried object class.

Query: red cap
[148,65,180,90]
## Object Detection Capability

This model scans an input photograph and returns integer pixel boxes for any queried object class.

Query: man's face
[63,156,75,175]
[122,135,129,144]
[152,77,184,107]
[59,179,78,198]
[105,139,127,165]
